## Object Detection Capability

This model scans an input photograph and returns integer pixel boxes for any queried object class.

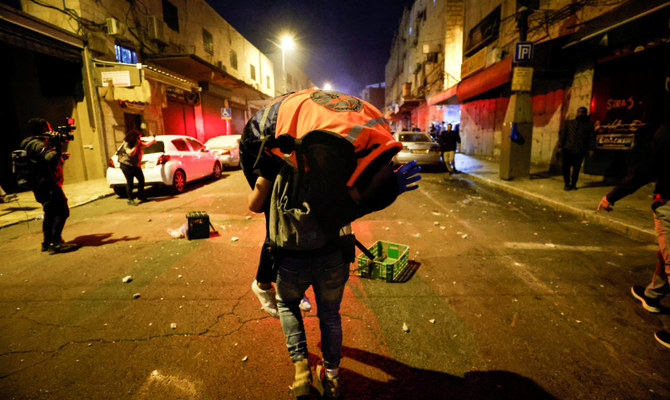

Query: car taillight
[157,154,170,165]
[108,159,115,167]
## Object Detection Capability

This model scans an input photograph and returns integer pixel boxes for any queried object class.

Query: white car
[393,131,443,167]
[106,135,222,195]
[204,134,240,168]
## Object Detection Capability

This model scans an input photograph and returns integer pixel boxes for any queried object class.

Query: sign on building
[511,67,533,91]
[595,133,636,150]
[221,108,231,119]
[514,42,534,62]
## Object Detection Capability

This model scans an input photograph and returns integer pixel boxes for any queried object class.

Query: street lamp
[279,34,295,73]
[279,33,295,93]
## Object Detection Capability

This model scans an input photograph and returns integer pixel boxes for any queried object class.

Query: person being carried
[244,88,421,399]
[117,130,155,206]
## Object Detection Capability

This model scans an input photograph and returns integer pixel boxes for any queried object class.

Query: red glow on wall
[164,100,196,137]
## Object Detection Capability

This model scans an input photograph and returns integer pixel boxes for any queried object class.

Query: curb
[0,191,115,230]
[461,172,656,243]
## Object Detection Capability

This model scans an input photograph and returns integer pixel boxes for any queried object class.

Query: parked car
[393,131,443,167]
[204,134,240,168]
[106,135,222,195]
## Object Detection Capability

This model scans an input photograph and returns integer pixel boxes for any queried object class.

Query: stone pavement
[0,156,658,244]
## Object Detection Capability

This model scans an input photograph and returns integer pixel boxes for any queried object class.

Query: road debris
[122,276,132,283]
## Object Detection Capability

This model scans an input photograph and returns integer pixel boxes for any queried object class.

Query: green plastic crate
[355,240,409,282]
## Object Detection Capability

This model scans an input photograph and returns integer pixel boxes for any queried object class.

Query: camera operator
[21,118,79,254]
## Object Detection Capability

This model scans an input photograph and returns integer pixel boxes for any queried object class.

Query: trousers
[275,250,349,369]
[646,200,670,299]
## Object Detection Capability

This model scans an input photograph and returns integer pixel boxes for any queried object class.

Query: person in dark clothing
[21,118,78,254]
[597,95,670,349]
[439,123,460,173]
[558,107,594,190]
[117,130,155,205]
[239,130,312,319]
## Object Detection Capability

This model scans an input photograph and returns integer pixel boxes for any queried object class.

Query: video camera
[49,118,76,142]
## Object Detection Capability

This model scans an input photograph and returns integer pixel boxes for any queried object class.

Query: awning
[427,85,458,106]
[144,64,198,92]
[457,57,512,102]
[98,79,151,103]
[561,0,670,49]
[147,54,270,101]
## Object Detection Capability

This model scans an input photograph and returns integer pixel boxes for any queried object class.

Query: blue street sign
[221,108,231,119]
[514,42,534,62]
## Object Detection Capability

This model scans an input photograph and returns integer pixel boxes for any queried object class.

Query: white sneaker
[299,296,312,312]
[251,280,279,318]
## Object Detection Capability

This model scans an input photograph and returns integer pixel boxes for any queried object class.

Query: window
[465,5,501,56]
[267,75,271,89]
[186,138,203,151]
[250,64,256,81]
[229,50,238,70]
[114,44,137,64]
[202,29,213,55]
[172,139,189,151]
[162,0,179,32]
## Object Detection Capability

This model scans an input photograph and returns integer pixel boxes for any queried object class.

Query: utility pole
[500,1,534,180]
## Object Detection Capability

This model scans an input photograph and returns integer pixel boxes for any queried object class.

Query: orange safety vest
[270,89,401,187]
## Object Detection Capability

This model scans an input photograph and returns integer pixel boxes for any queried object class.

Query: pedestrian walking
[558,107,595,190]
[117,130,155,205]
[243,88,421,399]
[597,92,670,350]
[439,123,460,173]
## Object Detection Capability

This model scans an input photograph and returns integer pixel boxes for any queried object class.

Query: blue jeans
[275,250,349,369]
[647,200,670,298]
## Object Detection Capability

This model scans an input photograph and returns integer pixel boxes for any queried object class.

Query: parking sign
[514,42,534,62]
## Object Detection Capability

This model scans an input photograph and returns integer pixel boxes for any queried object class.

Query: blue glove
[395,160,421,193]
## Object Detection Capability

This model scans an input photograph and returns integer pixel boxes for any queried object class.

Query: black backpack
[11,147,37,190]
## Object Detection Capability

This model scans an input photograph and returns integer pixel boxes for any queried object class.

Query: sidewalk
[0,159,658,243]
[0,178,113,228]
[455,154,657,243]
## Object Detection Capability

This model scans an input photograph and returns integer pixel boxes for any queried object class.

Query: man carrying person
[243,89,421,399]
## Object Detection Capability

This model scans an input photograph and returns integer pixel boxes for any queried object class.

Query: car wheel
[113,186,126,198]
[212,161,222,179]
[172,169,186,193]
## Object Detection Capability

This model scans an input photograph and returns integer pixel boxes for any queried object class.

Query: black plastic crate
[186,211,212,240]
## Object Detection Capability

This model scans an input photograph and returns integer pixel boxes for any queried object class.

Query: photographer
[21,118,78,254]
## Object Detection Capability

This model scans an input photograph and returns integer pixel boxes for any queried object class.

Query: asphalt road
[0,169,668,399]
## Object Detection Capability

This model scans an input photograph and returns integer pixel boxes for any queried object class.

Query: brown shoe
[290,358,312,398]
[316,364,341,400]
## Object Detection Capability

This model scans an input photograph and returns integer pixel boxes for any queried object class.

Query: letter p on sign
[514,42,534,62]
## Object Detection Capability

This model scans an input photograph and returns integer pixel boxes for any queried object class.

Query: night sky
[206,0,414,96]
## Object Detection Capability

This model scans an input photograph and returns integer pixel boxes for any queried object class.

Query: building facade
[1,0,313,190]
[428,0,670,177]
[385,0,464,132]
